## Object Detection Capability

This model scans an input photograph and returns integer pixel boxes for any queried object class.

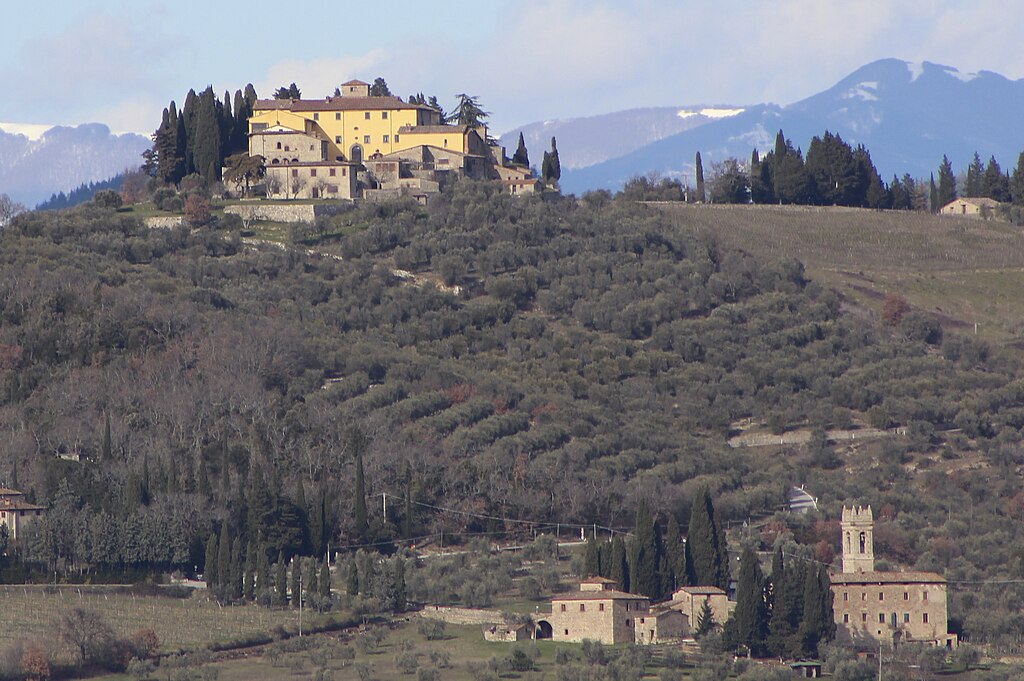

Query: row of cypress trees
[581,488,729,601]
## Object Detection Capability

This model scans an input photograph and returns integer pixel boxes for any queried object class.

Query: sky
[2,0,1023,137]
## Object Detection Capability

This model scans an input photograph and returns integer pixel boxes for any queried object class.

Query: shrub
[184,195,212,227]
[417,618,447,640]
[92,189,123,209]
[20,645,50,681]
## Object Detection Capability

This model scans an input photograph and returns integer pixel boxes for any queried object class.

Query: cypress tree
[628,500,661,598]
[346,556,359,595]
[231,537,244,599]
[141,454,151,506]
[275,551,288,605]
[695,151,706,203]
[665,515,686,591]
[733,547,768,656]
[1010,152,1024,206]
[319,558,331,598]
[609,536,629,592]
[352,429,368,544]
[798,564,835,657]
[965,152,984,197]
[256,543,270,597]
[244,541,256,600]
[687,488,728,588]
[217,523,231,591]
[295,480,310,555]
[393,555,407,612]
[306,557,318,597]
[550,137,561,182]
[192,88,223,183]
[583,537,601,577]
[929,173,939,212]
[541,150,552,185]
[204,532,219,588]
[290,558,301,608]
[937,155,957,206]
[101,413,112,461]
[512,132,530,167]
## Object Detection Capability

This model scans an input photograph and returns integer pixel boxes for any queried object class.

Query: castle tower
[841,505,874,573]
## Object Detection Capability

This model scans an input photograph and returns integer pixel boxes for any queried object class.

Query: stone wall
[418,605,510,626]
[144,216,184,229]
[224,203,351,225]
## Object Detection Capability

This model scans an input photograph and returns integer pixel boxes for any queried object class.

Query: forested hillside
[3,183,1024,644]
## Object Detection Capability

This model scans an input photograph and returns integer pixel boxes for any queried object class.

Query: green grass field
[0,586,300,652]
[654,203,1024,343]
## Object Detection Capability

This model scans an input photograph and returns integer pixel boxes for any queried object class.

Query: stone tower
[841,505,874,573]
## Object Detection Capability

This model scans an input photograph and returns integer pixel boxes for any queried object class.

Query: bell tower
[841,505,874,573]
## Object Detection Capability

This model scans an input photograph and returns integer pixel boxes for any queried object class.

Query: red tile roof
[254,97,432,113]
[831,571,946,585]
[552,590,650,602]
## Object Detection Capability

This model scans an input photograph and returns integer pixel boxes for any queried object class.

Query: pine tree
[733,547,768,656]
[290,558,301,608]
[937,155,957,206]
[687,488,728,588]
[512,132,530,167]
[217,523,231,591]
[393,555,407,612]
[696,599,717,637]
[982,155,1010,202]
[695,151,706,203]
[629,500,661,598]
[609,536,629,592]
[447,94,489,127]
[319,558,331,598]
[204,532,219,588]
[797,565,835,657]
[275,551,288,606]
[369,77,392,97]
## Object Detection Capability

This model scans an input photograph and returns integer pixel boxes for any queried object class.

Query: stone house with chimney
[0,488,45,543]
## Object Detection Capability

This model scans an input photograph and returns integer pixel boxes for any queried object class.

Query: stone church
[831,506,957,649]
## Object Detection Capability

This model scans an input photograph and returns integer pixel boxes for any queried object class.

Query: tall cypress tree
[732,547,768,656]
[351,429,368,544]
[217,523,231,591]
[231,537,244,599]
[629,500,661,598]
[798,565,835,657]
[192,87,223,183]
[319,557,332,598]
[937,155,957,206]
[550,137,561,183]
[687,488,728,588]
[583,537,601,577]
[256,543,270,598]
[290,558,301,608]
[1010,152,1024,206]
[512,132,530,167]
[929,173,939,212]
[665,515,686,591]
[346,556,359,595]
[244,541,256,600]
[695,151,706,203]
[275,551,288,605]
[204,532,219,588]
[965,152,984,197]
[609,536,629,592]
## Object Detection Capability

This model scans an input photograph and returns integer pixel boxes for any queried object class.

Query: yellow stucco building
[249,79,483,165]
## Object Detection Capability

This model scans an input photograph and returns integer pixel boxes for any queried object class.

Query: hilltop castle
[831,505,956,649]
[244,80,538,202]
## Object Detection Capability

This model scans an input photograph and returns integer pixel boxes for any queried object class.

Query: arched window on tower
[859,531,867,553]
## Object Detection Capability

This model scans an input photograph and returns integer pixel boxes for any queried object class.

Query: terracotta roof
[674,586,727,596]
[341,79,369,86]
[831,571,946,585]
[0,500,46,511]
[552,590,649,602]
[580,577,617,584]
[254,97,431,112]
[0,488,24,497]
[267,160,356,167]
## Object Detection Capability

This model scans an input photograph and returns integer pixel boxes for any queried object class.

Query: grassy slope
[653,204,1024,343]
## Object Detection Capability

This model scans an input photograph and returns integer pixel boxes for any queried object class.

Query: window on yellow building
[335,136,342,144]
[394,134,399,143]
[383,135,389,143]
[579,604,585,612]
[335,113,341,120]
[560,604,566,612]
[310,169,317,177]
[364,112,371,120]
[923,613,929,623]
[382,111,388,119]
[364,135,370,144]
[313,113,319,121]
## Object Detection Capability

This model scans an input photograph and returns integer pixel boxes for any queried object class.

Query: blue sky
[2,0,1022,136]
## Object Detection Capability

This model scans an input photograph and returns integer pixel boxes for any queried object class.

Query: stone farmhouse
[832,506,957,649]
[245,79,538,202]
[939,197,1001,218]
[0,487,45,543]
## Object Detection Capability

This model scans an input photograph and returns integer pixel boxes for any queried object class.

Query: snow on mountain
[558,59,1024,194]
[498,106,744,172]
[0,123,150,207]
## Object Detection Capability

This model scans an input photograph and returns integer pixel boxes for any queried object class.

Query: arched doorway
[534,620,552,640]
[349,144,363,165]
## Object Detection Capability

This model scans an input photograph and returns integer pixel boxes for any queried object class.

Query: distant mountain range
[0,124,150,207]
[501,59,1024,195]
